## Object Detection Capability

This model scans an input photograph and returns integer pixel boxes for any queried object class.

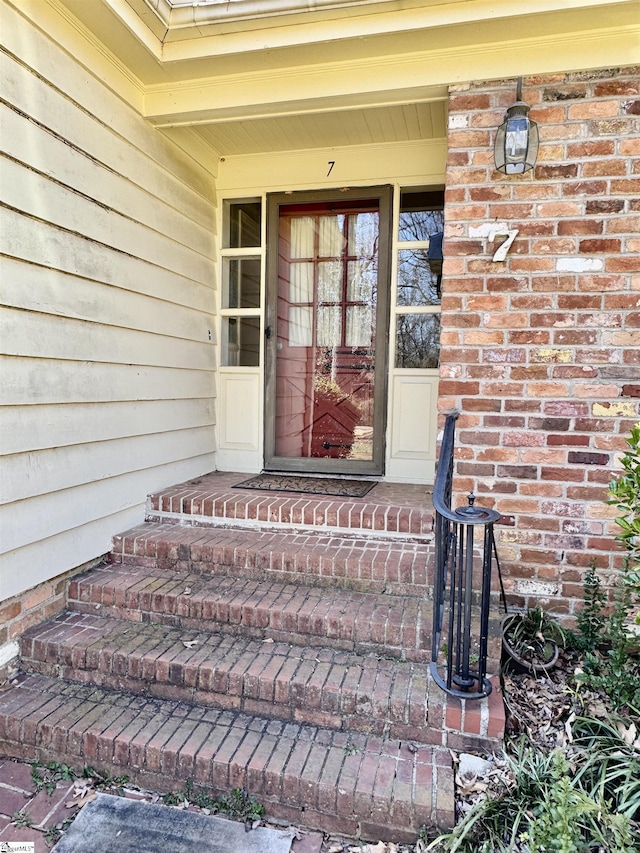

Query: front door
[265,187,392,475]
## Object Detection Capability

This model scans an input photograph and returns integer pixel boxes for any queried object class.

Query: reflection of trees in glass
[399,209,443,243]
[398,209,444,307]
[397,250,441,306]
[395,314,441,369]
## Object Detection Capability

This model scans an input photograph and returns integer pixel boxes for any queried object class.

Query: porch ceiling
[53,0,639,158]
[192,101,448,157]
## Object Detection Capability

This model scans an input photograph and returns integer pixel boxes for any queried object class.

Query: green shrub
[608,422,640,583]
[428,729,639,853]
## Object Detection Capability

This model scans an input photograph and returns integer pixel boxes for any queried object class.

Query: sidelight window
[394,188,443,369]
[220,199,262,366]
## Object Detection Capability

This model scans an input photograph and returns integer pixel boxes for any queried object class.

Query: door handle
[265,326,272,339]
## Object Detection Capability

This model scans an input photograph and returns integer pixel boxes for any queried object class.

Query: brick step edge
[0,674,454,841]
[146,488,434,538]
[68,563,433,663]
[111,522,432,596]
[21,611,447,746]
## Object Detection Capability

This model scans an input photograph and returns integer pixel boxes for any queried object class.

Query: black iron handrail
[431,412,502,699]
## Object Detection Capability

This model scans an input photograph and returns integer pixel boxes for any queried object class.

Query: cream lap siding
[0,7,217,601]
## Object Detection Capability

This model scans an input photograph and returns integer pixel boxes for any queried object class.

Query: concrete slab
[51,793,295,853]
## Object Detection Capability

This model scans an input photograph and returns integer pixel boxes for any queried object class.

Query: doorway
[264,187,392,475]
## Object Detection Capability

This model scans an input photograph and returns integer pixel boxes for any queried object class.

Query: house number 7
[488,228,519,262]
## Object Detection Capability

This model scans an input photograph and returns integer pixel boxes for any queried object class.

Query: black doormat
[234,473,377,498]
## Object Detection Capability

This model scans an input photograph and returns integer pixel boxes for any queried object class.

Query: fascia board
[145,0,639,55]
[144,21,640,125]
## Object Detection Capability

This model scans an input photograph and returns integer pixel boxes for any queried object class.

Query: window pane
[317,306,342,347]
[289,263,313,303]
[399,189,444,242]
[348,212,378,256]
[395,314,441,368]
[346,305,372,347]
[290,217,315,258]
[318,215,346,257]
[221,317,261,366]
[397,250,441,306]
[227,201,261,248]
[318,261,342,302]
[288,306,313,347]
[223,257,261,308]
[347,259,375,302]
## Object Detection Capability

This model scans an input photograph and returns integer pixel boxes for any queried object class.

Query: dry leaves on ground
[502,650,612,751]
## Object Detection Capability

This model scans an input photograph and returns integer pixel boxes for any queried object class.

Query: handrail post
[430,414,501,699]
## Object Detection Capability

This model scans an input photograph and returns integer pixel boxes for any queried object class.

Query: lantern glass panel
[504,115,529,173]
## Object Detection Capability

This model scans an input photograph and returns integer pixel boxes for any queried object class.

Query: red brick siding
[0,557,104,683]
[441,67,640,616]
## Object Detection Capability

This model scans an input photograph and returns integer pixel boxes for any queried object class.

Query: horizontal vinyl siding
[0,7,217,600]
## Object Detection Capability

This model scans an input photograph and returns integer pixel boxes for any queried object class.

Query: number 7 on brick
[488,227,519,262]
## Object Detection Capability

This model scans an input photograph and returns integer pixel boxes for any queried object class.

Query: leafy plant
[83,765,129,795]
[427,734,639,853]
[162,790,185,806]
[609,422,640,582]
[216,787,265,823]
[31,761,76,795]
[526,752,591,853]
[12,810,33,828]
[574,560,607,653]
[162,781,265,825]
[44,819,73,848]
[570,715,640,821]
[43,824,62,847]
[572,559,640,711]
[568,428,640,711]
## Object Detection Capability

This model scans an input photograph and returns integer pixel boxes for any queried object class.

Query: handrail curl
[432,412,501,525]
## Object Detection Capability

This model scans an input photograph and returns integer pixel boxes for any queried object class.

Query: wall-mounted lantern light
[494,77,539,174]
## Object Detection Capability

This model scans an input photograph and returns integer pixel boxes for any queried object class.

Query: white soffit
[44,0,640,157]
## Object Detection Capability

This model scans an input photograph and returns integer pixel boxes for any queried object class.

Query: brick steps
[21,611,442,743]
[111,522,432,596]
[1,474,505,840]
[67,563,432,662]
[0,673,454,841]
[147,472,434,538]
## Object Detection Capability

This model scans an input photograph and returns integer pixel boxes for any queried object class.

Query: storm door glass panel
[289,263,313,303]
[290,217,315,258]
[274,200,380,463]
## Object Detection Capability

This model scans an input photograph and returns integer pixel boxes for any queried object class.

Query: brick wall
[441,66,640,618]
[0,557,103,684]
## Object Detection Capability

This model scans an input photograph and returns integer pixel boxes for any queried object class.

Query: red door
[265,188,392,475]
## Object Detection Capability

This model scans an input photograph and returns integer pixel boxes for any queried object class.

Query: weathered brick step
[111,522,432,596]
[148,472,434,538]
[21,612,441,744]
[0,673,454,841]
[68,563,432,662]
